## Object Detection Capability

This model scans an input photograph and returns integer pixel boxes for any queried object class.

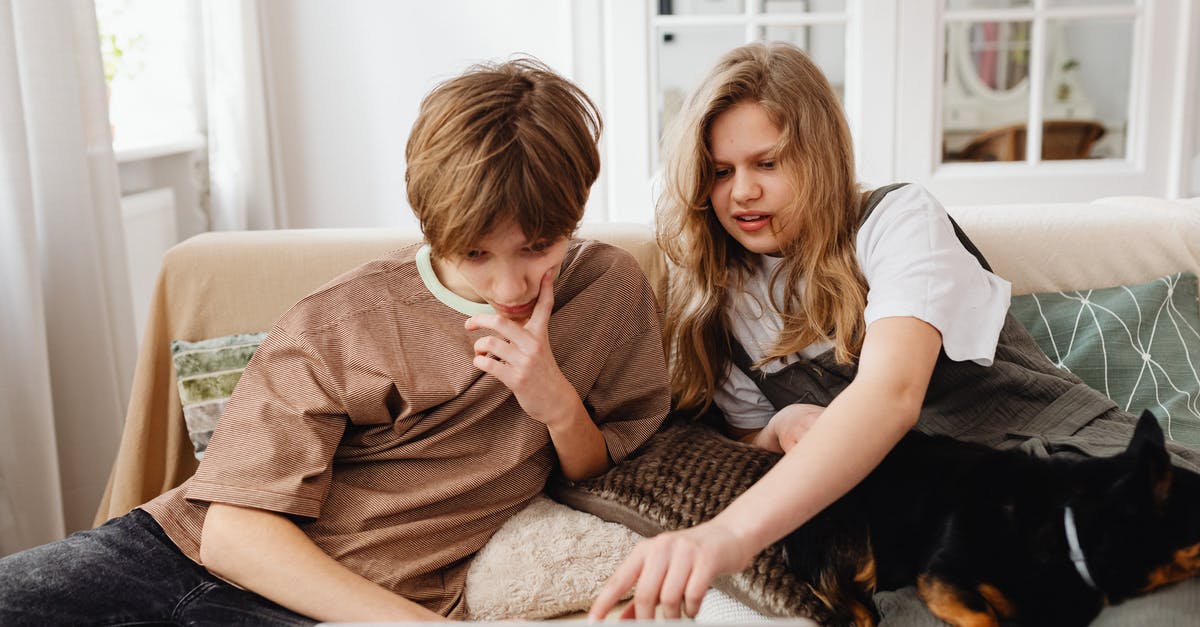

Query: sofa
[95,195,1200,622]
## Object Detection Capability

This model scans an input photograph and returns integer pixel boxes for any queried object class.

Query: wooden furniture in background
[953,120,1106,162]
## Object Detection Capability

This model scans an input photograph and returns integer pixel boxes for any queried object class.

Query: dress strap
[859,182,909,226]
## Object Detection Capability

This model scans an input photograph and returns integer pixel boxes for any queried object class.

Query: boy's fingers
[526,270,555,334]
[473,335,513,358]
[465,314,535,350]
[465,313,516,335]
[472,354,516,387]
[472,354,500,375]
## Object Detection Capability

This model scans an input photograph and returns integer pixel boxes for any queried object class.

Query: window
[940,0,1137,164]
[95,0,200,150]
[594,0,1196,212]
[594,0,868,222]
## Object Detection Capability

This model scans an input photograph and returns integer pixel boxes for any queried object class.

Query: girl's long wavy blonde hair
[659,41,867,414]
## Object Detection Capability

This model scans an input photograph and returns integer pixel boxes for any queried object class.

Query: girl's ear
[1125,410,1172,509]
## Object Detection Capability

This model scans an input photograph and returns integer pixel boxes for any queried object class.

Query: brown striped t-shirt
[140,238,670,618]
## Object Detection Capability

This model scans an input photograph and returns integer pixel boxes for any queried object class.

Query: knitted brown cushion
[547,419,830,622]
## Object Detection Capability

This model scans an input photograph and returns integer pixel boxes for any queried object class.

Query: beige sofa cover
[96,199,1200,524]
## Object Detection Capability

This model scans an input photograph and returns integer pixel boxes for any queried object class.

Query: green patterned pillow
[170,331,268,459]
[1010,272,1200,447]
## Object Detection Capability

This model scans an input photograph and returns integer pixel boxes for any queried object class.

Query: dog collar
[1064,506,1098,590]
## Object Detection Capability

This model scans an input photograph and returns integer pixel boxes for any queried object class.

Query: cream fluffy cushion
[464,495,642,620]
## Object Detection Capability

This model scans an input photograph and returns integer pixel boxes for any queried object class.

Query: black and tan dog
[782,411,1200,627]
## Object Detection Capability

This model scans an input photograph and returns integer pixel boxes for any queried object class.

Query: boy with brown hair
[0,57,670,625]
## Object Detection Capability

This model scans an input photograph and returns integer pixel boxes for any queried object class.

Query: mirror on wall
[941,3,1133,163]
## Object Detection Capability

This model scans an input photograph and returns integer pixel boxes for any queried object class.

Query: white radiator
[121,187,177,339]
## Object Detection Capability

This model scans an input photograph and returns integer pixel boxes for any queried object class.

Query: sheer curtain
[0,0,136,554]
[202,0,286,231]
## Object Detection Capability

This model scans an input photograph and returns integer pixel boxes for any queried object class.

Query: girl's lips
[733,214,772,232]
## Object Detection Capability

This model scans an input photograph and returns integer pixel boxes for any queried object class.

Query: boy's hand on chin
[465,270,577,426]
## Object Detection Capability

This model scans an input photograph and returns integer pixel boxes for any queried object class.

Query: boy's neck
[429,254,486,304]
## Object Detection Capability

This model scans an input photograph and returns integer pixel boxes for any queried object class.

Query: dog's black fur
[782,411,1200,627]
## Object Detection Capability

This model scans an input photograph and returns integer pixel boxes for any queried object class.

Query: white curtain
[0,0,136,554]
[202,0,286,230]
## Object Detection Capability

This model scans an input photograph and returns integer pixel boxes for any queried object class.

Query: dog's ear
[1125,410,1172,509]
[1128,410,1167,454]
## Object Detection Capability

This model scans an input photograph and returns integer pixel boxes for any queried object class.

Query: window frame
[584,0,1198,222]
[896,0,1194,203]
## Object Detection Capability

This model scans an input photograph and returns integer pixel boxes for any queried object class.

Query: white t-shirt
[715,184,1012,429]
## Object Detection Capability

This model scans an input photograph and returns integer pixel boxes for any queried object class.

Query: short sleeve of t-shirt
[714,365,778,429]
[186,326,348,519]
[566,244,671,463]
[588,317,672,463]
[857,184,1010,365]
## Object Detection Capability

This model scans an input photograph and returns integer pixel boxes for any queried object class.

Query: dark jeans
[0,508,315,626]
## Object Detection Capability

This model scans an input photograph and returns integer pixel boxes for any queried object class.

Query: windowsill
[114,132,206,164]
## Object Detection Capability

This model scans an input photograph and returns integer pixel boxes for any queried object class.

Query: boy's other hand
[465,270,578,426]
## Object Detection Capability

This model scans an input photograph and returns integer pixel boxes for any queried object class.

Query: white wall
[1194,117,1200,196]
[261,0,576,229]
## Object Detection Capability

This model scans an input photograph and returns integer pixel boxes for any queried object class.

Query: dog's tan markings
[976,583,1016,619]
[855,554,877,588]
[1142,543,1200,593]
[849,602,875,627]
[848,553,878,626]
[809,577,875,627]
[1152,467,1173,509]
[917,574,999,627]
[805,582,833,610]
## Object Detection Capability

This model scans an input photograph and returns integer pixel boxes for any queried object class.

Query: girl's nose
[731,172,760,204]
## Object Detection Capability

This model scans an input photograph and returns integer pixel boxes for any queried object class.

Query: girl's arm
[200,503,446,622]
[589,315,942,620]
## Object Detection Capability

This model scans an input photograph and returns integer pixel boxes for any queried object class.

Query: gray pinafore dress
[729,183,1200,625]
[728,183,1200,471]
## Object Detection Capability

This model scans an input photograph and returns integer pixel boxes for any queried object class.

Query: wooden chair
[953,120,1106,162]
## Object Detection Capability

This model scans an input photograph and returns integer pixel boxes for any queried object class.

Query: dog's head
[1078,411,1200,603]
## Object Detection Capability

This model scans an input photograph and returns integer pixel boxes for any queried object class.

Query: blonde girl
[590,41,1200,623]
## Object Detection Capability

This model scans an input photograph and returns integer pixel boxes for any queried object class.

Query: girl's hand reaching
[587,520,755,621]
